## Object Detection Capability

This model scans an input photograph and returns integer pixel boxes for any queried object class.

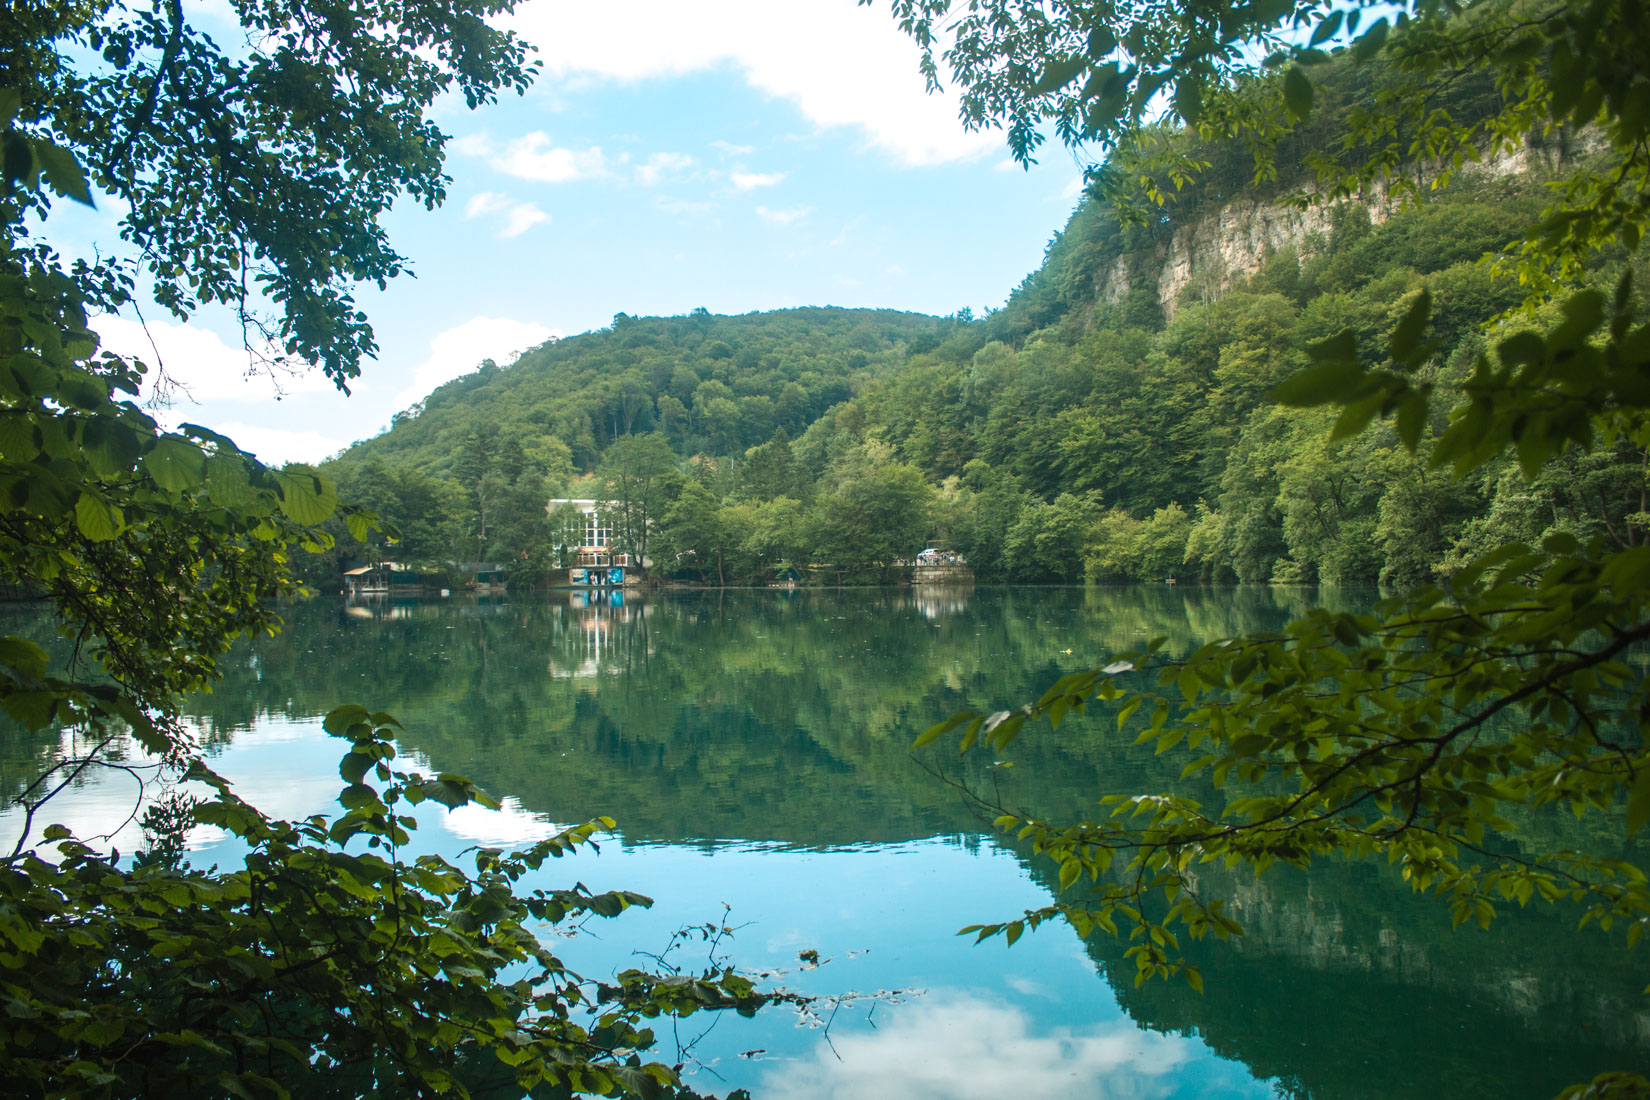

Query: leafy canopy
[886,1,1650,1095]
[878,0,1648,293]
[0,1,771,1096]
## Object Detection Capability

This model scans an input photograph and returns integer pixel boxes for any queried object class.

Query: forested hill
[317,100,1646,589]
[336,306,953,477]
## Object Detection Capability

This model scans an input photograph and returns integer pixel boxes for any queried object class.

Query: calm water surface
[3,586,1643,1098]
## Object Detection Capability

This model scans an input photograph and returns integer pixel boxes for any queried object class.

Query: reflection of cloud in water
[760,992,1194,1100]
[1004,974,1054,1000]
[439,798,565,847]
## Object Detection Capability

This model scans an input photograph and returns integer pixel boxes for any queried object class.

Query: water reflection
[0,587,1642,1098]
[755,992,1243,1100]
[912,584,973,620]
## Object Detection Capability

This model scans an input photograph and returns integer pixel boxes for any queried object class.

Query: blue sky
[69,0,1091,465]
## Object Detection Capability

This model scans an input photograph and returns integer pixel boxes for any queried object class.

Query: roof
[455,562,507,572]
[344,562,413,576]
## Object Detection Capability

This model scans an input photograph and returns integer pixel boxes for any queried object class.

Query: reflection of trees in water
[4,586,1642,1096]
[1018,844,1647,1100]
[0,587,1363,834]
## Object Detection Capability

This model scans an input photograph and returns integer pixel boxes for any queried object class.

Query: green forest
[320,77,1647,590]
[9,0,1650,1094]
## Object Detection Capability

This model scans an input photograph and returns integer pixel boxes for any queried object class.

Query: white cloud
[711,139,755,156]
[636,151,695,187]
[757,992,1195,1100]
[730,170,787,191]
[458,130,611,182]
[499,204,550,238]
[757,204,812,226]
[392,316,560,412]
[90,315,334,405]
[450,132,497,158]
[502,0,1000,167]
[464,191,550,238]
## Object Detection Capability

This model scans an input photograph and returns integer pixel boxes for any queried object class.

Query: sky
[53,0,1091,466]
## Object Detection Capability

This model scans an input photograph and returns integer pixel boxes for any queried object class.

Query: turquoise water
[3,587,1642,1097]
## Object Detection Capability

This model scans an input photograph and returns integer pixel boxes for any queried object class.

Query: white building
[546,499,641,568]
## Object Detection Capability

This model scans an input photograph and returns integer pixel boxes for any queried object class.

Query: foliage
[888,0,1650,1095]
[876,0,1648,298]
[2,705,759,1098]
[0,0,774,1095]
[8,0,532,386]
[318,126,1615,589]
[332,307,944,477]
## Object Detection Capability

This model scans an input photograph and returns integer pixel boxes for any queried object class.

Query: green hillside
[315,92,1644,590]
[336,306,952,477]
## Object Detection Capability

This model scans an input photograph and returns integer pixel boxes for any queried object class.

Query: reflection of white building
[547,499,641,568]
[913,587,972,619]
[547,592,639,680]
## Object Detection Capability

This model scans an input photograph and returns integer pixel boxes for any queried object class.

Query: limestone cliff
[1089,139,1577,320]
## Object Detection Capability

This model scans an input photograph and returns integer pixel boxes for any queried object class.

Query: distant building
[342,562,426,596]
[454,562,507,591]
[546,499,641,569]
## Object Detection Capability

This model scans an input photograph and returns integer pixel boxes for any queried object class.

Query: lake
[2,586,1643,1098]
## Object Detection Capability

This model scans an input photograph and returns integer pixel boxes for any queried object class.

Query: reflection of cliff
[1012,848,1648,1100]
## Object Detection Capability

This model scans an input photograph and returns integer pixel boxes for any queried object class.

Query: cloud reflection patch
[758,992,1194,1099]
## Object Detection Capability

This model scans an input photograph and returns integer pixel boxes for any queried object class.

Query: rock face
[1095,140,1571,319]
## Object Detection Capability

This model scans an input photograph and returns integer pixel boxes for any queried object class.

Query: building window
[585,512,610,549]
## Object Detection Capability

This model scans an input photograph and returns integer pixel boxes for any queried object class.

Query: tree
[596,433,682,565]
[879,0,1647,296]
[807,453,933,581]
[0,2,761,1095]
[656,477,730,584]
[889,2,1650,1095]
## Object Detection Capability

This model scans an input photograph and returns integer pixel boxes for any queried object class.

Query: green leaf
[1305,329,1358,366]
[80,416,140,478]
[1627,770,1650,839]
[1272,362,1369,407]
[1387,289,1431,362]
[1352,18,1389,60]
[1174,78,1203,125]
[1394,391,1427,452]
[421,775,483,809]
[1496,331,1545,368]
[0,636,49,681]
[73,492,122,542]
[1283,67,1313,121]
[273,466,337,525]
[345,509,374,542]
[914,711,972,749]
[338,783,380,811]
[144,435,207,494]
[340,752,374,784]
[204,454,263,510]
[31,140,94,207]
[1308,10,1344,46]
[1031,56,1087,96]
[323,704,372,737]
